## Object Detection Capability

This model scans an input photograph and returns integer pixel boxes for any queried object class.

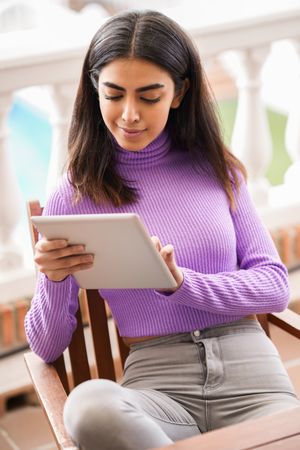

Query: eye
[141,97,161,104]
[104,95,123,101]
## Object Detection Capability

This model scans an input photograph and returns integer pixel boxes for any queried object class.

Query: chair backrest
[27,200,129,394]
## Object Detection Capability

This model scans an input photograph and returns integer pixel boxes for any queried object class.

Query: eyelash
[104,95,160,104]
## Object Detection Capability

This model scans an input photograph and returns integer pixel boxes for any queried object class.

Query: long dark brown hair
[68,9,246,208]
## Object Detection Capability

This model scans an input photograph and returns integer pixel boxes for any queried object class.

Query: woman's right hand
[34,238,94,282]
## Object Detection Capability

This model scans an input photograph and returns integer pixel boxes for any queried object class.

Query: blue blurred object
[8,99,51,205]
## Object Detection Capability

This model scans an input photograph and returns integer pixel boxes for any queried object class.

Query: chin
[117,138,150,152]
[121,145,145,152]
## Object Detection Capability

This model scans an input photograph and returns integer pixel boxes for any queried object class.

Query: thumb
[159,244,183,291]
[161,244,175,266]
[151,235,162,252]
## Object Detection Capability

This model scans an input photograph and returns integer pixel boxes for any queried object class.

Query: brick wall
[0,298,31,357]
[271,225,300,270]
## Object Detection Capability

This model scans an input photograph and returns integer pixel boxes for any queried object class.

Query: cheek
[151,103,172,126]
[99,100,109,117]
[99,102,117,125]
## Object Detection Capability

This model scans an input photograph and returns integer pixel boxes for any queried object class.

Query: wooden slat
[151,406,300,450]
[86,290,116,381]
[116,327,130,369]
[52,354,70,395]
[269,309,300,339]
[257,314,270,337]
[27,200,43,250]
[24,351,78,450]
[68,307,91,387]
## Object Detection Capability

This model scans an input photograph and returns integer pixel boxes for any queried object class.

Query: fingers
[160,244,174,262]
[36,245,88,262]
[151,237,174,263]
[36,253,94,271]
[34,238,94,282]
[155,241,184,292]
[44,262,94,282]
[36,238,68,252]
[151,235,162,252]
[36,239,86,257]
[160,244,178,274]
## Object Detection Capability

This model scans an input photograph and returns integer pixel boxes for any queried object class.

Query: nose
[121,99,140,123]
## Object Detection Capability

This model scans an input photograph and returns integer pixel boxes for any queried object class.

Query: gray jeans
[64,318,299,450]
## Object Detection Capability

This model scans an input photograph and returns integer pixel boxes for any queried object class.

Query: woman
[25,9,299,450]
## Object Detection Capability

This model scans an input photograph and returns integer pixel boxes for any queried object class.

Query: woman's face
[98,58,183,151]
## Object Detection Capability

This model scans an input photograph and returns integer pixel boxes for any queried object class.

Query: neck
[114,130,171,168]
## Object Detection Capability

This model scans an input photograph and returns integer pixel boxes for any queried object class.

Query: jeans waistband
[129,318,264,350]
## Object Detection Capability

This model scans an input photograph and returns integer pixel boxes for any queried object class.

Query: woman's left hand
[151,236,184,292]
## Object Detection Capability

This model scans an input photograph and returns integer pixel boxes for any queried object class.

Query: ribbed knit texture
[25,130,289,362]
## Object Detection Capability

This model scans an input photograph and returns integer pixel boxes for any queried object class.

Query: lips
[118,126,146,138]
[120,127,145,133]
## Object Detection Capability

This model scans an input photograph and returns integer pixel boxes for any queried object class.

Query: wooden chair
[24,200,129,449]
[24,200,300,450]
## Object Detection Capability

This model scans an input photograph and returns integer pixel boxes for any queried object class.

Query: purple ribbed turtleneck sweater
[25,131,289,362]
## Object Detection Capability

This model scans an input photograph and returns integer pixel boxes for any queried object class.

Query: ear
[171,78,190,109]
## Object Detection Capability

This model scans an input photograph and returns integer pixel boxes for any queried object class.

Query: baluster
[0,92,23,272]
[47,82,77,197]
[222,47,273,207]
[284,39,300,188]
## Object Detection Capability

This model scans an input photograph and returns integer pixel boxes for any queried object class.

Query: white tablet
[31,213,177,290]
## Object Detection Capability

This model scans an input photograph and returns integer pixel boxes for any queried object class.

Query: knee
[63,379,129,446]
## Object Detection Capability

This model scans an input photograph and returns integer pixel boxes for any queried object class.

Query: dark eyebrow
[102,82,164,92]
[136,83,165,93]
[102,82,125,91]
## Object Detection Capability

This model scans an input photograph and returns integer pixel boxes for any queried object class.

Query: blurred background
[0,1,300,448]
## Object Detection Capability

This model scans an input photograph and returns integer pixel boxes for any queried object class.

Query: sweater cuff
[154,268,188,299]
[41,273,79,314]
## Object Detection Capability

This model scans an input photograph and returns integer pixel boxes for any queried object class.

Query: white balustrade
[224,47,273,207]
[47,82,77,196]
[0,1,103,303]
[0,0,300,304]
[0,90,36,302]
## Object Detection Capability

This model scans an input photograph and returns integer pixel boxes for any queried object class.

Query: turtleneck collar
[114,130,171,168]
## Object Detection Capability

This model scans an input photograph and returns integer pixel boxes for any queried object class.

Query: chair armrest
[269,309,300,339]
[24,351,77,450]
[151,406,300,449]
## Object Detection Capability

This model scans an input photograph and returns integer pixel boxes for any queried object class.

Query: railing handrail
[1,3,300,84]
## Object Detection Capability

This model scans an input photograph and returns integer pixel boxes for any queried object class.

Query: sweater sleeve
[24,188,80,363]
[155,177,289,315]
